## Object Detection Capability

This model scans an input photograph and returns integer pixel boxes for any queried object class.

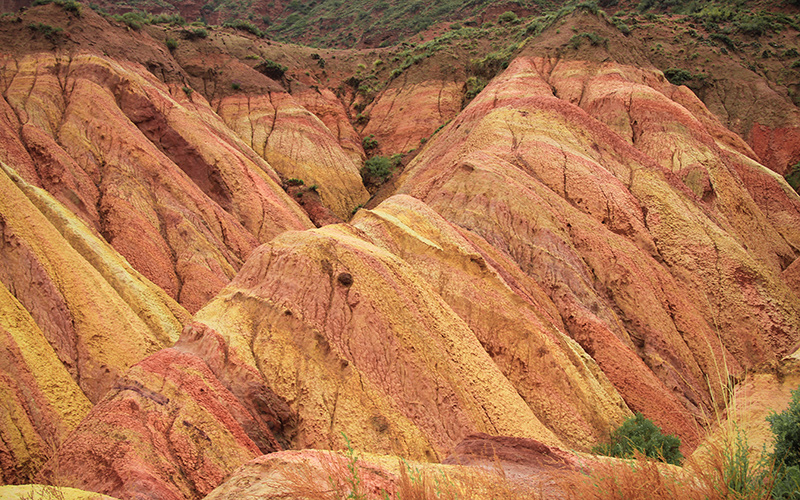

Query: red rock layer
[0,52,313,313]
[38,348,281,500]
[362,73,463,156]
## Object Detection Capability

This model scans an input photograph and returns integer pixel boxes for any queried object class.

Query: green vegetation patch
[592,412,683,465]
[785,162,800,194]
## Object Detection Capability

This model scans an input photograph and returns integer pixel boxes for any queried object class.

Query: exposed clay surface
[0,3,798,497]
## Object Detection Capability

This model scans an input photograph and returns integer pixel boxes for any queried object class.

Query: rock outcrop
[0,51,313,312]
[37,348,282,500]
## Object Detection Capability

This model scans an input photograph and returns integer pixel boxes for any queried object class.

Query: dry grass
[275,445,541,500]
[566,431,776,500]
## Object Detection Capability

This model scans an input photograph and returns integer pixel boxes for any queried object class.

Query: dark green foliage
[498,11,519,24]
[783,48,799,59]
[769,387,800,498]
[231,81,241,90]
[27,22,64,41]
[592,413,683,465]
[256,59,288,79]
[737,14,772,36]
[223,19,263,37]
[575,1,600,15]
[149,13,185,25]
[611,16,631,35]
[286,178,305,186]
[182,27,208,39]
[464,76,487,102]
[165,37,177,50]
[568,31,608,49]
[710,33,737,50]
[664,67,694,85]
[56,0,81,15]
[362,135,378,151]
[115,12,148,30]
[362,155,394,180]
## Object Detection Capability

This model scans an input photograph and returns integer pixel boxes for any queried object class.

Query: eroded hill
[0,1,799,498]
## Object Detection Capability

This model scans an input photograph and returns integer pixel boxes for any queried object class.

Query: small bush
[593,412,683,465]
[498,11,519,24]
[165,37,177,51]
[231,81,241,90]
[363,156,394,180]
[182,27,208,39]
[569,32,608,49]
[28,22,64,41]
[56,0,81,15]
[664,67,694,85]
[115,12,148,30]
[769,386,800,470]
[256,59,287,79]
[362,134,378,151]
[223,19,263,37]
[286,178,305,187]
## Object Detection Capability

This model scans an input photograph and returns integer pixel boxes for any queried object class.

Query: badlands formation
[0,1,799,498]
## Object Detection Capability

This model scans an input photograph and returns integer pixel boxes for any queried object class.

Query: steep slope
[192,223,562,460]
[0,1,798,497]
[37,348,283,500]
[0,284,91,485]
[352,194,629,449]
[394,55,800,446]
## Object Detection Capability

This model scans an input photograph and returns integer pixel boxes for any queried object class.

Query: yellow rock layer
[352,194,630,449]
[0,161,178,402]
[195,224,563,460]
[0,485,119,500]
[0,284,92,483]
[215,93,369,219]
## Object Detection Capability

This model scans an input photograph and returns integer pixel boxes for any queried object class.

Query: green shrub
[363,155,393,180]
[362,135,378,151]
[464,76,487,102]
[165,37,177,50]
[770,386,800,469]
[769,386,800,498]
[664,67,694,85]
[568,32,608,49]
[56,0,81,15]
[256,59,287,79]
[187,27,208,39]
[223,19,263,37]
[498,11,519,24]
[593,412,683,465]
[738,14,773,36]
[28,22,64,41]
[286,178,305,186]
[115,11,148,30]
